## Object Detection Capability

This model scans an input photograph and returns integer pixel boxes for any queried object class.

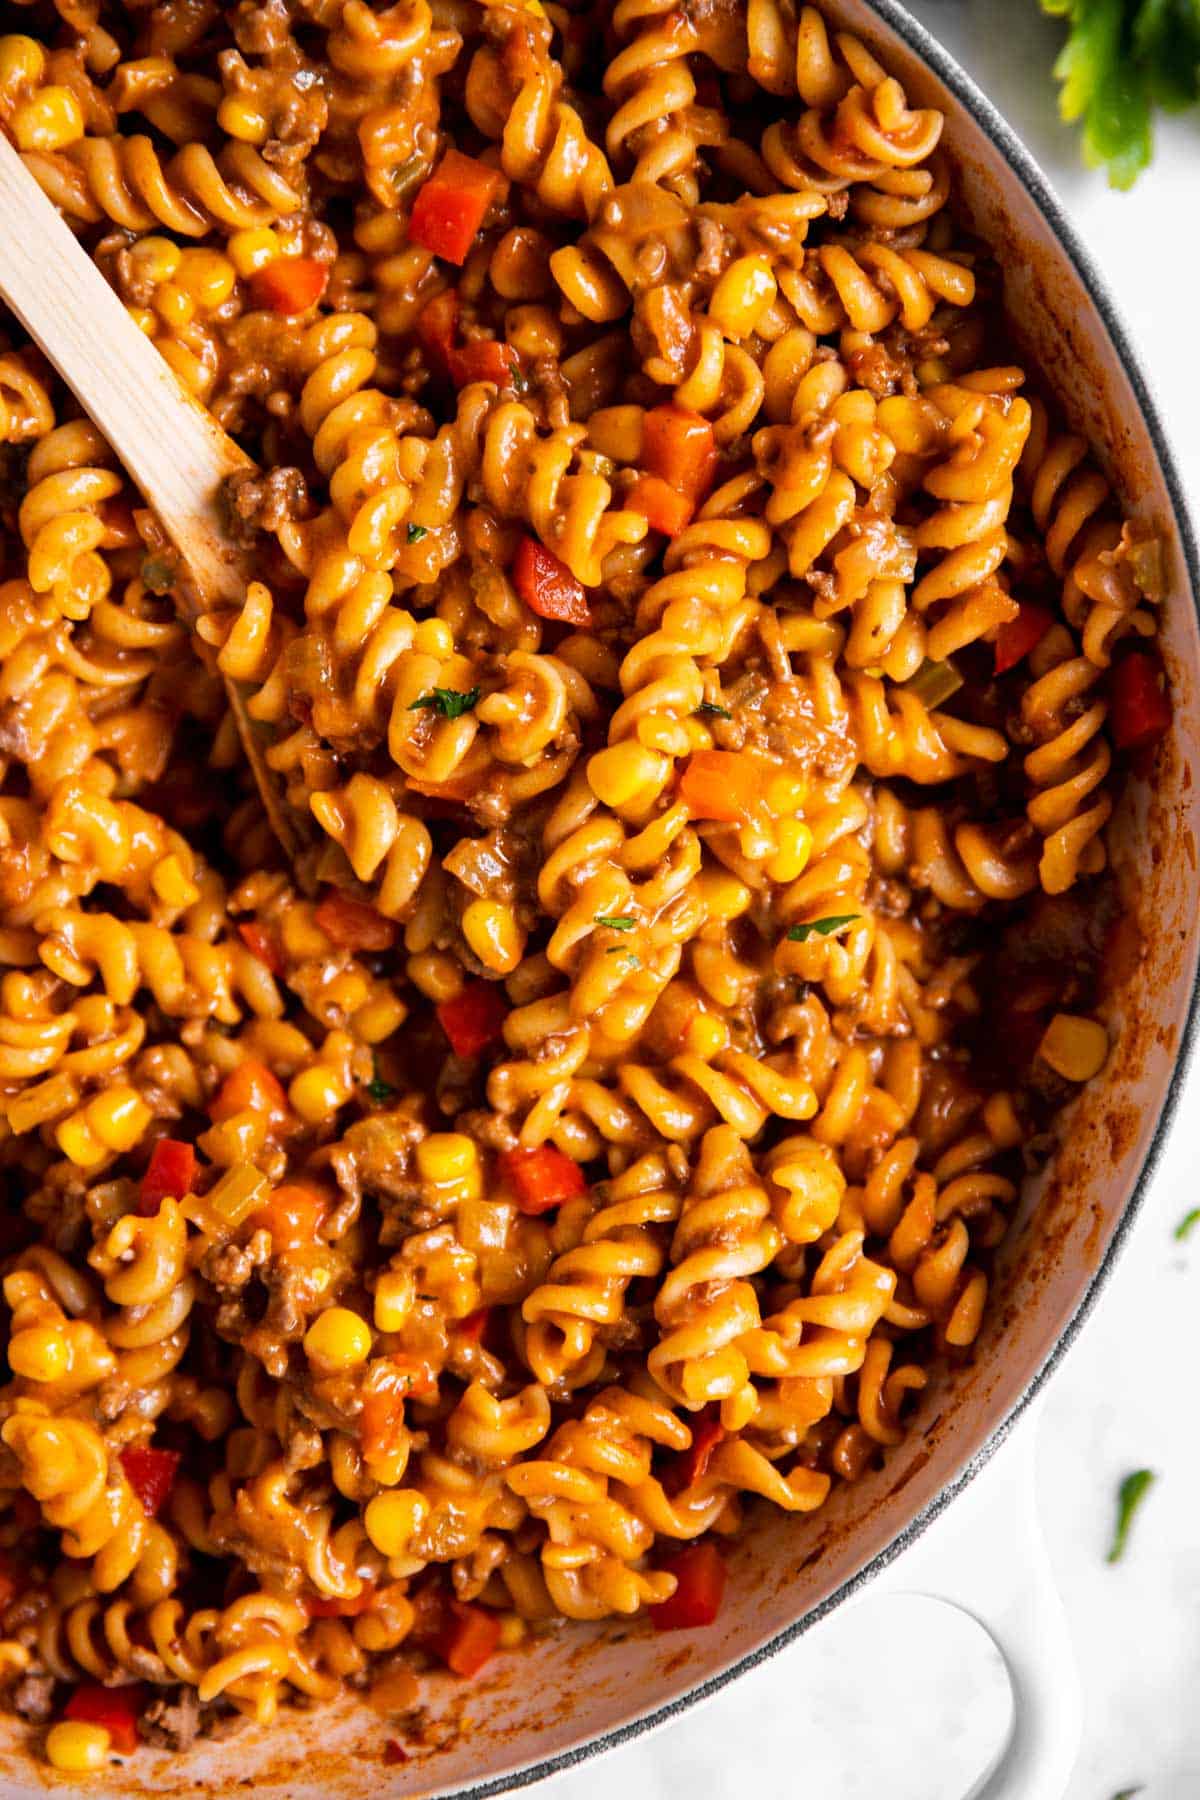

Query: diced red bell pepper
[421,1597,501,1677]
[512,536,591,626]
[679,750,761,822]
[626,474,694,537]
[257,1183,327,1249]
[993,602,1053,675]
[649,1541,726,1632]
[663,1408,725,1496]
[417,290,460,374]
[409,149,502,265]
[64,1683,146,1755]
[209,1058,289,1124]
[642,406,717,504]
[249,257,328,315]
[138,1138,196,1217]
[360,1358,436,1462]
[1109,650,1171,752]
[120,1446,181,1519]
[314,889,397,952]
[451,339,519,387]
[304,1582,377,1619]
[436,982,508,1057]
[498,1145,587,1215]
[237,921,283,975]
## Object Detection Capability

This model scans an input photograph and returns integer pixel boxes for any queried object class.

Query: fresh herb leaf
[141,555,175,595]
[787,913,860,944]
[595,914,635,931]
[606,949,641,969]
[1040,0,1200,188]
[1175,1207,1200,1241]
[367,1058,395,1107]
[408,686,481,720]
[1107,1468,1155,1563]
[511,362,529,394]
[695,701,732,720]
[406,523,428,543]
[1111,1788,1143,1799]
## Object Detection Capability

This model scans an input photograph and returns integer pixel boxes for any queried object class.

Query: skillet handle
[865,1399,1081,1800]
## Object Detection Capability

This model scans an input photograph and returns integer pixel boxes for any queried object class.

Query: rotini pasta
[0,0,1168,1774]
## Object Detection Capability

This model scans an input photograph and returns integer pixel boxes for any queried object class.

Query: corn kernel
[766,819,813,883]
[126,306,156,338]
[45,1722,111,1772]
[1037,1013,1108,1083]
[11,87,84,152]
[497,1612,526,1648]
[0,38,46,84]
[151,853,200,910]
[216,93,269,144]
[684,1011,730,1061]
[304,1307,371,1372]
[765,771,807,815]
[227,227,282,277]
[405,952,462,1002]
[413,618,454,657]
[176,247,237,309]
[364,1490,428,1558]
[587,742,671,811]
[373,1268,415,1333]
[128,235,182,284]
[352,992,408,1045]
[8,1326,71,1384]
[695,866,753,922]
[152,280,195,329]
[461,899,525,975]
[87,1085,151,1153]
[289,1064,351,1123]
[416,1133,479,1184]
[56,1112,106,1170]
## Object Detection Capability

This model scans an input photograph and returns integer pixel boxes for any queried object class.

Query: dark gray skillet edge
[437,6,1200,1791]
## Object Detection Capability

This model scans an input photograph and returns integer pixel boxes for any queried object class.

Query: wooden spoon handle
[0,132,252,606]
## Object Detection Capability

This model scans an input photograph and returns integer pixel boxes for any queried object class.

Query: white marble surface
[540,8,1200,1798]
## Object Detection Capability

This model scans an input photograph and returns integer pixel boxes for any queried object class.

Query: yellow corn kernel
[765,819,813,883]
[89,1085,152,1152]
[584,405,643,463]
[126,306,156,338]
[765,771,807,816]
[373,1268,416,1333]
[151,853,200,909]
[406,952,462,1002]
[416,1132,479,1186]
[497,1612,526,1648]
[587,742,671,811]
[709,254,777,339]
[695,866,753,922]
[216,93,269,144]
[8,1325,70,1384]
[413,617,454,657]
[1037,1013,1108,1083]
[152,280,195,329]
[227,227,281,277]
[11,87,83,152]
[304,1307,372,1372]
[289,1064,351,1123]
[683,1011,730,1061]
[461,899,525,976]
[128,234,182,285]
[45,1722,111,1772]
[55,1111,107,1170]
[351,991,408,1045]
[0,37,46,84]
[176,247,237,309]
[364,1490,428,1558]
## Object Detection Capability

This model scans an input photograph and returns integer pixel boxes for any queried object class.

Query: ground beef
[223,466,311,540]
[13,1673,54,1722]
[140,1688,202,1751]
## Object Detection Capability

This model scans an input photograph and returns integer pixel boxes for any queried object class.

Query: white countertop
[539,8,1200,1797]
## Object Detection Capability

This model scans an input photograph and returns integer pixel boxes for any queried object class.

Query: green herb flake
[606,949,641,970]
[695,701,732,720]
[595,914,635,931]
[1107,1468,1155,1564]
[406,523,428,543]
[408,686,481,720]
[367,1058,395,1107]
[511,363,529,394]
[1175,1207,1200,1241]
[787,913,860,944]
[141,555,176,595]
[1111,1788,1143,1800]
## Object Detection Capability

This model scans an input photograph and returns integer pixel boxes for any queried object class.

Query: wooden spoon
[0,132,311,866]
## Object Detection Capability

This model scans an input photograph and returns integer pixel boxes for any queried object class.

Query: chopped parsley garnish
[787,914,860,944]
[141,555,175,595]
[695,701,732,719]
[595,914,635,931]
[1107,1469,1155,1563]
[367,1059,395,1106]
[408,686,480,720]
[406,523,428,543]
[511,363,529,394]
[1174,1207,1200,1241]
